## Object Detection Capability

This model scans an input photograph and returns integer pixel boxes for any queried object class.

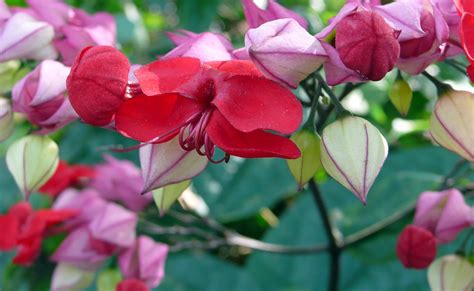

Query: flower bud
[320,116,388,203]
[51,263,94,291]
[140,136,208,192]
[286,130,322,187]
[6,135,59,199]
[414,189,470,243]
[245,18,327,88]
[335,11,400,81]
[428,255,474,291]
[396,225,437,269]
[118,236,168,289]
[241,0,308,29]
[12,60,77,132]
[67,46,130,126]
[153,180,191,216]
[388,77,412,116]
[0,97,13,142]
[430,90,474,162]
[0,13,57,62]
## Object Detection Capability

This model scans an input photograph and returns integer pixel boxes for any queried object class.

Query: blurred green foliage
[1,0,472,290]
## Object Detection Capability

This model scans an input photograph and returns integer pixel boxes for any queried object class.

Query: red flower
[335,11,400,81]
[456,0,474,82]
[396,225,437,269]
[68,46,302,162]
[39,160,95,197]
[0,202,76,266]
[117,279,149,291]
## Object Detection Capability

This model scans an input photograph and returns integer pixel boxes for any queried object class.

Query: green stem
[422,71,452,95]
[303,78,322,130]
[309,179,343,291]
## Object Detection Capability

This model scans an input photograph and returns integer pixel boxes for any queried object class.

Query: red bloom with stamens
[68,46,302,162]
[456,0,474,82]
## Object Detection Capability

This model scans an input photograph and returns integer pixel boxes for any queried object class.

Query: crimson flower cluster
[67,46,302,162]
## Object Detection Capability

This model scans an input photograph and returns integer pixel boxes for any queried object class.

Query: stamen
[178,109,229,163]
[125,83,143,98]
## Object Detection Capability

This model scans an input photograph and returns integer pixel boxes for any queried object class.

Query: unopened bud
[320,116,388,204]
[389,78,413,116]
[430,90,474,162]
[428,255,474,291]
[6,135,59,199]
[287,130,322,187]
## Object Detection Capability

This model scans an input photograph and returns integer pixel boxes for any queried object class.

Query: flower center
[178,109,229,164]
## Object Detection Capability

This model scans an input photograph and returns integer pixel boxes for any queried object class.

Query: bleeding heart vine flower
[316,0,425,85]
[67,46,302,164]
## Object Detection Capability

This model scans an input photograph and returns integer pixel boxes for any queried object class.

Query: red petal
[207,111,301,159]
[396,225,437,269]
[0,214,19,251]
[467,64,474,82]
[8,202,33,225]
[213,75,302,134]
[17,215,46,244]
[461,13,474,60]
[39,161,72,197]
[117,279,149,291]
[12,237,42,266]
[135,57,202,96]
[67,46,130,126]
[115,93,203,142]
[35,209,78,228]
[206,60,263,77]
[336,11,400,81]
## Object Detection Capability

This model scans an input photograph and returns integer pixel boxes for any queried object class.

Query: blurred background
[1,0,472,290]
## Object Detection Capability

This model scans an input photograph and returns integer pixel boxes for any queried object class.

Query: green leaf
[287,130,322,187]
[322,147,459,235]
[175,0,220,32]
[193,157,297,222]
[246,194,329,291]
[59,122,139,165]
[97,269,122,291]
[158,253,263,291]
[153,180,191,216]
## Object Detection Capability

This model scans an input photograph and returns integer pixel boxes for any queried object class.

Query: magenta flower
[316,0,425,85]
[88,203,137,248]
[164,30,234,62]
[244,18,327,88]
[53,189,108,230]
[0,0,10,24]
[119,236,168,289]
[90,155,152,212]
[27,0,116,65]
[0,12,57,62]
[432,0,465,57]
[414,189,471,244]
[396,0,450,75]
[12,60,77,133]
[51,227,109,270]
[241,0,308,29]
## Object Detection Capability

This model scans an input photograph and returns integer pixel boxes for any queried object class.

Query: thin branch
[309,179,343,291]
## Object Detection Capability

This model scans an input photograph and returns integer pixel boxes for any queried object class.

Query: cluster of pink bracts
[396,188,473,269]
[0,157,165,291]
